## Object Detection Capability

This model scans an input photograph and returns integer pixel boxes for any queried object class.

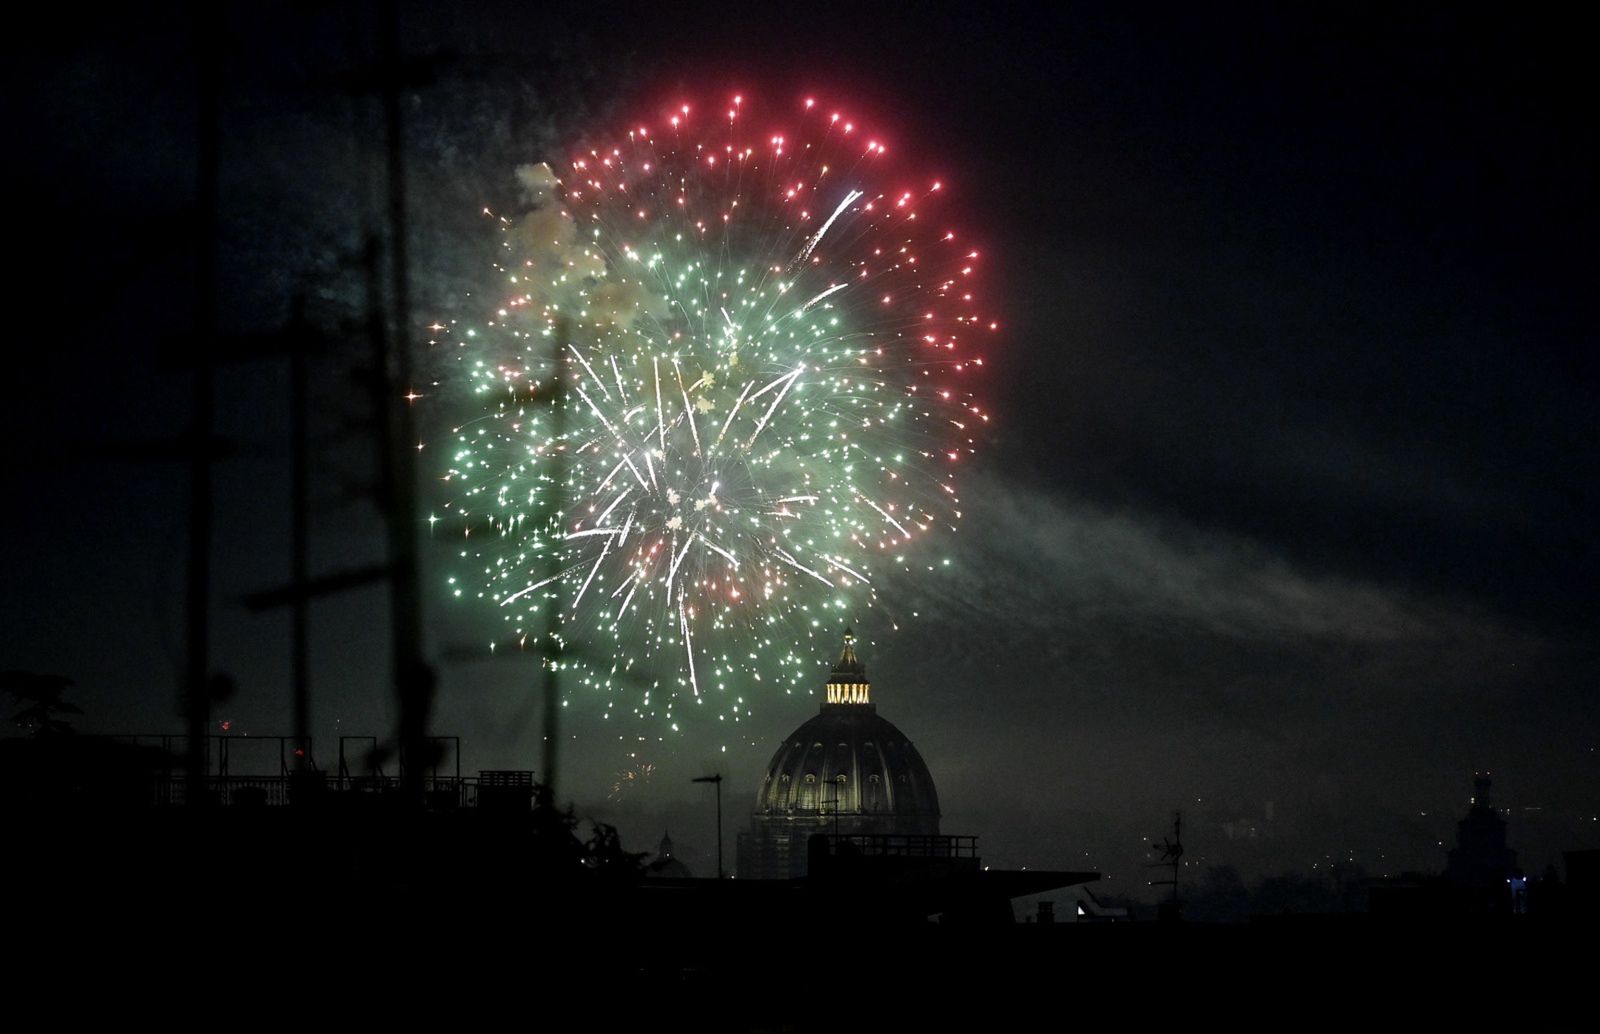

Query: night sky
[3,2,1595,892]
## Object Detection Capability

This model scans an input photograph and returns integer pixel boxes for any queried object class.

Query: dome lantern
[825,626,871,706]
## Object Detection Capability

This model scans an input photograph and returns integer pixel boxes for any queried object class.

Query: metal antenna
[1146,810,1184,916]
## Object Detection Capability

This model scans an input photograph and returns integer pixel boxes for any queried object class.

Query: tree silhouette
[2,671,80,737]
[584,821,648,880]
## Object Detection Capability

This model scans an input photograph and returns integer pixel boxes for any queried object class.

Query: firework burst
[608,761,656,802]
[439,93,992,726]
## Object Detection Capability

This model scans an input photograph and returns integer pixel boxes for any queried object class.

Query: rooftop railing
[823,833,979,858]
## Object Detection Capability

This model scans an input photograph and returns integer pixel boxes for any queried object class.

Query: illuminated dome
[738,629,940,879]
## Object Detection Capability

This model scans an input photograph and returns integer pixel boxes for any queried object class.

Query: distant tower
[1445,772,1518,907]
[645,830,693,879]
[736,628,941,880]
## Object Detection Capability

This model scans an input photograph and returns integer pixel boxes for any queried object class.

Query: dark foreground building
[737,628,941,879]
[2,694,1586,1022]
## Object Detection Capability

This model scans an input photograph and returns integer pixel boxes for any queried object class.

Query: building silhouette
[1445,772,1518,887]
[737,628,941,880]
[645,831,693,879]
[1371,772,1530,918]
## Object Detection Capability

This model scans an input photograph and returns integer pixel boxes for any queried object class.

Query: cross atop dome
[825,626,871,706]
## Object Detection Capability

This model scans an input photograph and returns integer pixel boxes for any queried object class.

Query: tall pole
[540,320,570,798]
[289,298,310,771]
[377,0,431,802]
[186,0,221,806]
[1170,811,1182,907]
[693,774,724,879]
